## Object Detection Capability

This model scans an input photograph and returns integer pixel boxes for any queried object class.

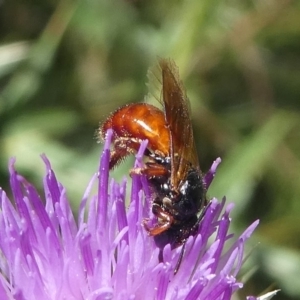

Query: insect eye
[162,183,169,192]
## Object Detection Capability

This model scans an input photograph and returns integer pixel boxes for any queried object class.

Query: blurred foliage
[0,0,300,299]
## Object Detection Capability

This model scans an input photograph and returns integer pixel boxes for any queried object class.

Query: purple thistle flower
[0,129,262,300]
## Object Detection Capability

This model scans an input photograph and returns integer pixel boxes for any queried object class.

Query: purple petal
[0,135,260,299]
[204,157,222,188]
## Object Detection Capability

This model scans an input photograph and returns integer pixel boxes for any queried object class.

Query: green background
[1,1,299,299]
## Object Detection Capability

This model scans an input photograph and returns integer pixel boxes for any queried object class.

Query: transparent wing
[159,59,199,190]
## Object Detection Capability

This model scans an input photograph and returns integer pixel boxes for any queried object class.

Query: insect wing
[159,59,199,190]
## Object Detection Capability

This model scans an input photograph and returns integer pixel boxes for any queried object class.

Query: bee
[100,59,207,266]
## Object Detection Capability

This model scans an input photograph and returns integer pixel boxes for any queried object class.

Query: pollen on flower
[0,129,260,300]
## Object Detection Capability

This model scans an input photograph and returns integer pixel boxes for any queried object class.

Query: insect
[100,59,207,265]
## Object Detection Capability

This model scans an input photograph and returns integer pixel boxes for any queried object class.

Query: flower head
[0,129,260,299]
